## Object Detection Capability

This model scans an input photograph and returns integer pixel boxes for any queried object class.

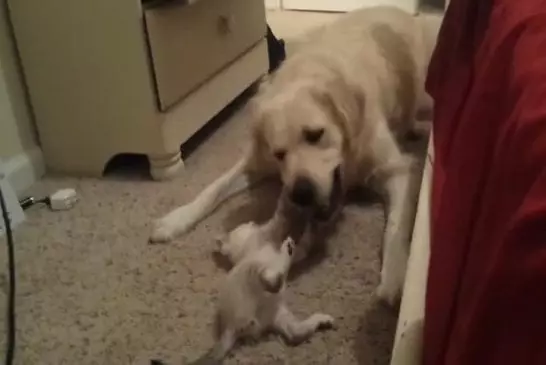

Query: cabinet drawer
[144,0,266,110]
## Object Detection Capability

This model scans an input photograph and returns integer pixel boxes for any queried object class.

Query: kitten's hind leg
[215,330,236,360]
[273,305,334,345]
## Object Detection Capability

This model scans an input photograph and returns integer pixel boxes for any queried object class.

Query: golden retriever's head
[250,80,354,220]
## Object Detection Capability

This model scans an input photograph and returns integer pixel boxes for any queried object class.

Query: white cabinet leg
[148,151,184,181]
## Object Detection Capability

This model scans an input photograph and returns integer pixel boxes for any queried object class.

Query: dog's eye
[274,150,286,161]
[304,128,324,144]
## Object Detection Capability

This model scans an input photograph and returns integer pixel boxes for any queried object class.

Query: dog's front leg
[293,225,313,263]
[150,150,273,243]
[257,196,294,243]
[257,197,311,258]
[369,119,419,306]
[377,168,418,306]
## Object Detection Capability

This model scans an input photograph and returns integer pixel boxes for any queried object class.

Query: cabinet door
[282,0,418,13]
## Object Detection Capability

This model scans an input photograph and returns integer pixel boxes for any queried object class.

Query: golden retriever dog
[150,6,441,305]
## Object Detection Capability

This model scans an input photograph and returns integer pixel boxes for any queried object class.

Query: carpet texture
[0,110,427,365]
[0,28,428,365]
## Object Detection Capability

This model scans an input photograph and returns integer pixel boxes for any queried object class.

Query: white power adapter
[19,188,79,211]
[48,188,79,211]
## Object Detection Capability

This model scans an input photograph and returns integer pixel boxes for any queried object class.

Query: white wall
[0,2,43,195]
[265,0,281,9]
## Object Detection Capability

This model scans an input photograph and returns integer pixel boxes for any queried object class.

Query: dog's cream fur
[150,7,441,305]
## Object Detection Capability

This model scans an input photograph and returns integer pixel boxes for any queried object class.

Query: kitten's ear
[260,269,284,293]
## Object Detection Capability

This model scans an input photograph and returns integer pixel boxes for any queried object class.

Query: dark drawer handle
[143,0,196,9]
[218,15,234,35]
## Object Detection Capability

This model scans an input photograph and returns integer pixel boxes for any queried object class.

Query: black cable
[19,196,49,211]
[0,186,16,365]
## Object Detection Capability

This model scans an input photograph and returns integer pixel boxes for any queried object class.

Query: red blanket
[425,0,546,364]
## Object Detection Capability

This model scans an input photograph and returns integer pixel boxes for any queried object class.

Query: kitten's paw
[283,236,295,246]
[282,236,296,258]
[214,233,228,252]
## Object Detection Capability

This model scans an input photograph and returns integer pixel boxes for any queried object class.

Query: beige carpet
[0,13,429,365]
[0,110,427,365]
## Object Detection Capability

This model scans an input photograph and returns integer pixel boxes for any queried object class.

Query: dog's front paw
[149,218,177,243]
[311,313,335,330]
[377,249,407,306]
[376,278,402,307]
[149,205,199,243]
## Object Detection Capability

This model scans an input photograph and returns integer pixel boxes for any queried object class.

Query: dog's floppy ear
[244,81,280,173]
[259,269,284,293]
[311,77,365,154]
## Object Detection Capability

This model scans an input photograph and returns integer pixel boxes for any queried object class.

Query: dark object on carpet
[266,25,286,73]
[1,186,17,365]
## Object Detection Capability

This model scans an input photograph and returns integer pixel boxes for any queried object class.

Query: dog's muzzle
[290,177,316,207]
[288,165,343,221]
[313,165,343,221]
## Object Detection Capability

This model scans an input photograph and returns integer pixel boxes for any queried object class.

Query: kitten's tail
[150,331,235,365]
[186,330,236,365]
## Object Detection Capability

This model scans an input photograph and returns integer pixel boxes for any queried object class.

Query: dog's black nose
[290,177,315,206]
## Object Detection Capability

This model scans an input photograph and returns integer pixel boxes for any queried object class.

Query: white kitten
[216,219,314,266]
[188,237,334,365]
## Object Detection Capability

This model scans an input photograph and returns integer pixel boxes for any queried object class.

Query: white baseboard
[0,162,26,235]
[282,0,418,12]
[2,146,45,197]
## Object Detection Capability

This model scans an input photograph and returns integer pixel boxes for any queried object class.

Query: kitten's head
[259,236,295,294]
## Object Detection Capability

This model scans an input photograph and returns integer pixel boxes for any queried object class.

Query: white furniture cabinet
[9,0,269,180]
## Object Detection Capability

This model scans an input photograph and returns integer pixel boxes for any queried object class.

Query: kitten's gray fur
[186,236,334,364]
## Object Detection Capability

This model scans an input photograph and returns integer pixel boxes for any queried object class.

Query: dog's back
[262,6,434,142]
[415,12,443,111]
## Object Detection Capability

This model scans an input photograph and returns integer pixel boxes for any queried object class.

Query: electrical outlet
[0,161,25,237]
